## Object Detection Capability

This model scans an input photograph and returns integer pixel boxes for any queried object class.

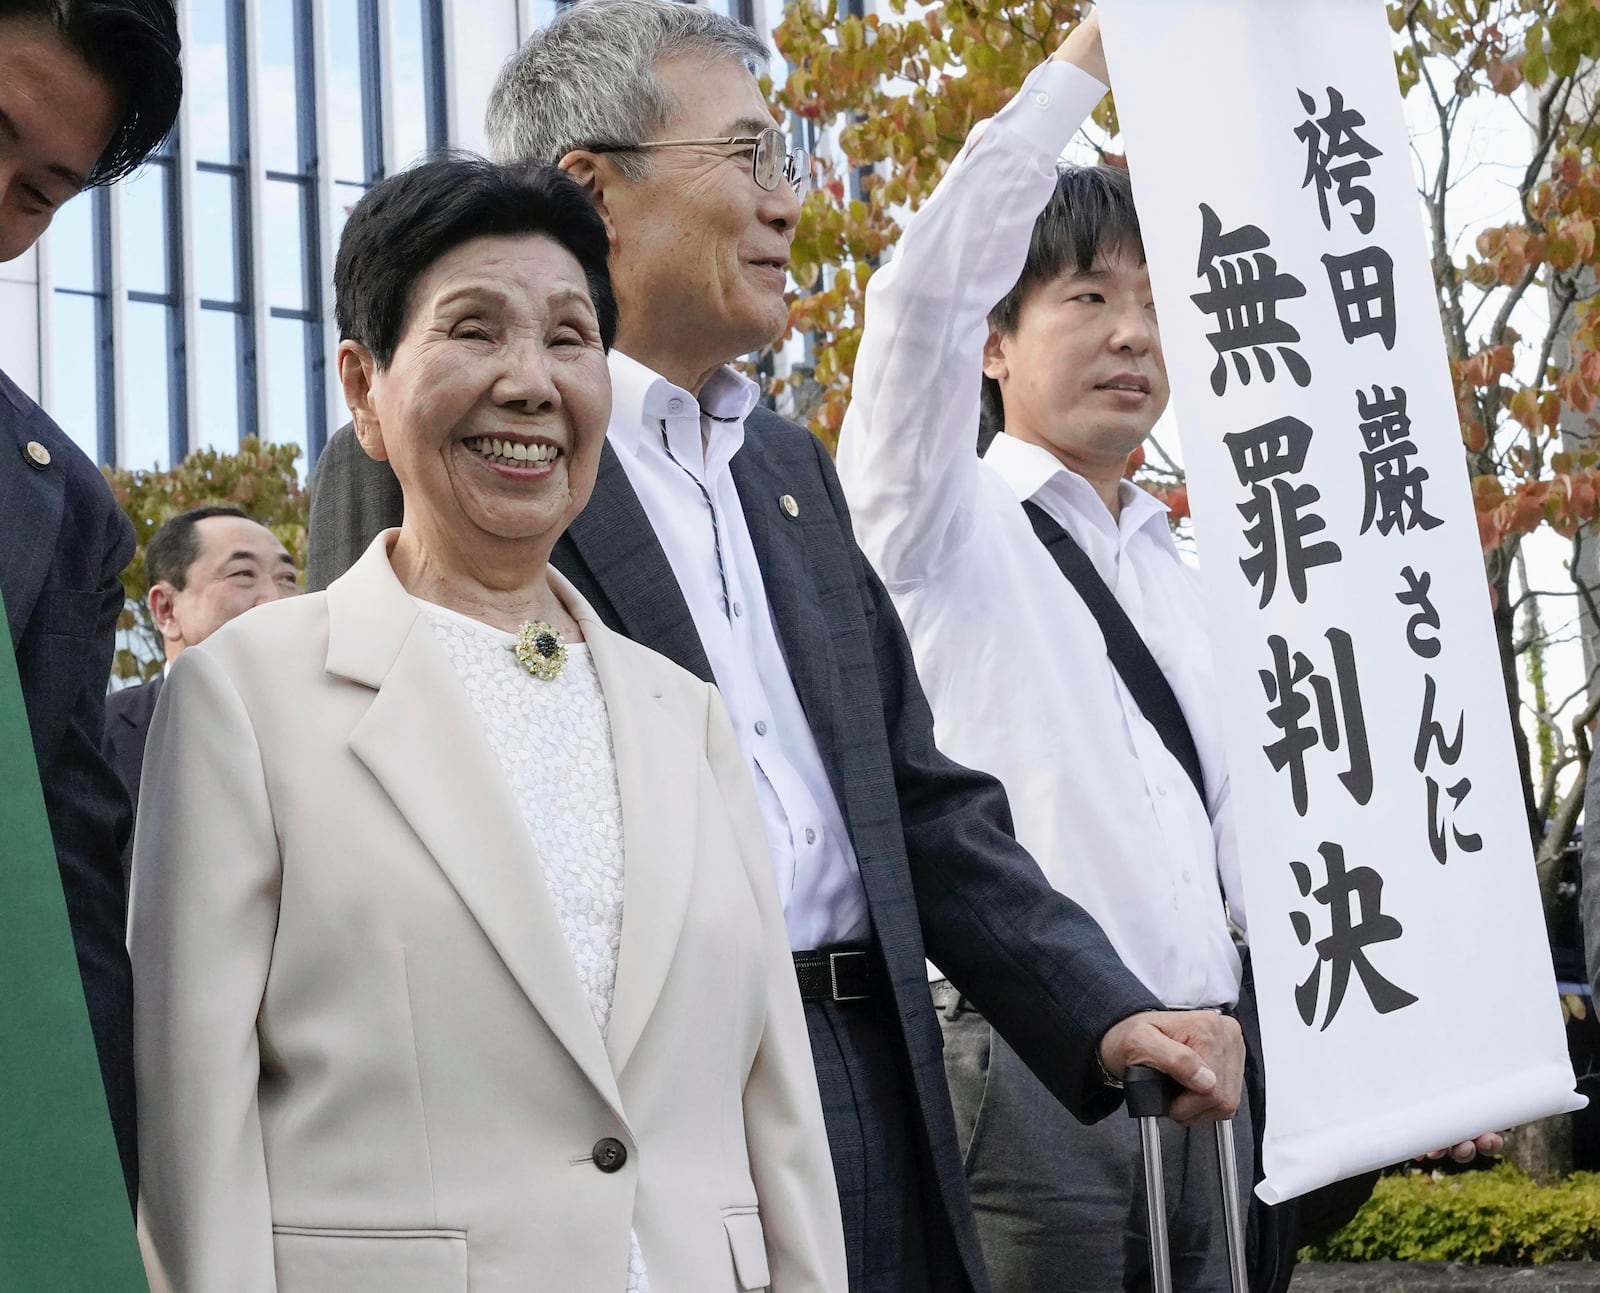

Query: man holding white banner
[837,16,1254,1291]
[839,4,1528,1286]
[1090,0,1582,1204]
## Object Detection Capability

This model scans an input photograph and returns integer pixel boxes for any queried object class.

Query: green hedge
[1302,1165,1600,1265]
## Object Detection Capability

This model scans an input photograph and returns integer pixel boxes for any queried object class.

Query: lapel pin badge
[23,440,52,469]
[779,494,799,519]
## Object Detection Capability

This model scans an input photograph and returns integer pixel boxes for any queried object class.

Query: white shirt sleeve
[1211,774,1247,938]
[835,58,1109,590]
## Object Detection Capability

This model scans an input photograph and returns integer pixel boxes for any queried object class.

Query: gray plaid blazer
[308,411,1162,1292]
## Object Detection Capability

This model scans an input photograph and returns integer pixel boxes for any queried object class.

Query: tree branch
[1521,73,1578,206]
[1409,17,1471,358]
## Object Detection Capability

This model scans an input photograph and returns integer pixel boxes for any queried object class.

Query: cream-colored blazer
[129,533,846,1293]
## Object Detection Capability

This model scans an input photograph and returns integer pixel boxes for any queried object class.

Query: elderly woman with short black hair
[129,155,846,1293]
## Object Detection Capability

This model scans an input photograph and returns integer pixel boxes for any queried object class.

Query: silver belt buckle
[829,950,869,1003]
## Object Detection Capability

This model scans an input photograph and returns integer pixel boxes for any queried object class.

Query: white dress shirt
[835,58,1244,1007]
[606,351,871,950]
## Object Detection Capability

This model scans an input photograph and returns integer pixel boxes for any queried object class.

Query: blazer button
[592,1137,627,1173]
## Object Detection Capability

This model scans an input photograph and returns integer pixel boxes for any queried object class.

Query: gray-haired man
[307,4,1243,1289]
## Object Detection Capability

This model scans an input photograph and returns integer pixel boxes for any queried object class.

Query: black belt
[793,947,879,1003]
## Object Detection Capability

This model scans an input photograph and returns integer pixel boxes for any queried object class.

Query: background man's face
[152,516,300,659]
[989,242,1171,472]
[602,54,801,367]
[0,17,121,264]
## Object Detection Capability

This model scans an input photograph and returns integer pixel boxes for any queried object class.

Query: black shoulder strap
[1022,500,1207,805]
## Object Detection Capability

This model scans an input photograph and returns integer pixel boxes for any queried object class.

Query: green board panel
[0,588,148,1289]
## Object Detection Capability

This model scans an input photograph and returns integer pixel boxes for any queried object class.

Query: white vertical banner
[1099,0,1584,1202]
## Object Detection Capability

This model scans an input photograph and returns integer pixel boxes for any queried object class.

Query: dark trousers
[938,984,1253,1293]
[804,995,944,1293]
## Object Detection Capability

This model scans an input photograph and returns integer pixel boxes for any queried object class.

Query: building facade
[0,0,778,474]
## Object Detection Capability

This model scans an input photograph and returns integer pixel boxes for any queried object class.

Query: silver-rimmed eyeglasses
[584,127,810,198]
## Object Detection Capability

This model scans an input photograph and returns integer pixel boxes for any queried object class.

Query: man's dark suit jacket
[308,413,1163,1292]
[1,367,138,1204]
[105,674,162,881]
[105,675,162,815]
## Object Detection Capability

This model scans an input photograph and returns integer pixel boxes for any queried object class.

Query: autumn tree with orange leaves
[772,0,1600,945]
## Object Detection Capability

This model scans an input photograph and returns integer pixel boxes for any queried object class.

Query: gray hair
[486,0,770,181]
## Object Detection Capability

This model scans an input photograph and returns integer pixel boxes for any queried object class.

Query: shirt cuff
[991,58,1110,158]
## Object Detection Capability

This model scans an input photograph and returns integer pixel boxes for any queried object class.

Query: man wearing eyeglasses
[306,3,1243,1290]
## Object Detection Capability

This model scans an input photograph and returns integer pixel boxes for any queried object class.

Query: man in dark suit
[103,675,160,812]
[105,505,298,821]
[2,370,139,1200]
[0,0,182,1205]
[310,3,1242,1288]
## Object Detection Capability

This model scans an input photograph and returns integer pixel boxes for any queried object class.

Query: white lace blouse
[417,598,651,1293]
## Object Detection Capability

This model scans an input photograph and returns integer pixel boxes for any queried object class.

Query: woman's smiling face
[348,232,613,559]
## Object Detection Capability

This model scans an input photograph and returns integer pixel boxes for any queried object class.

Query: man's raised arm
[835,13,1110,587]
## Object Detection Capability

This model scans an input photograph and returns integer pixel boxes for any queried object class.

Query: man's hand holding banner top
[1098,0,1584,1202]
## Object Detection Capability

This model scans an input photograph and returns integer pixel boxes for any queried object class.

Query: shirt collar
[983,431,1173,547]
[605,350,762,461]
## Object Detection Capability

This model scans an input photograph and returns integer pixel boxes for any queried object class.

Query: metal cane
[1214,1119,1249,1293]
[1124,1064,1249,1293]
[1124,1065,1175,1293]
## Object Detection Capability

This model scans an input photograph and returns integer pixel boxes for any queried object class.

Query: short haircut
[334,153,618,370]
[2,0,183,186]
[145,505,252,591]
[980,164,1146,440]
[486,0,769,180]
